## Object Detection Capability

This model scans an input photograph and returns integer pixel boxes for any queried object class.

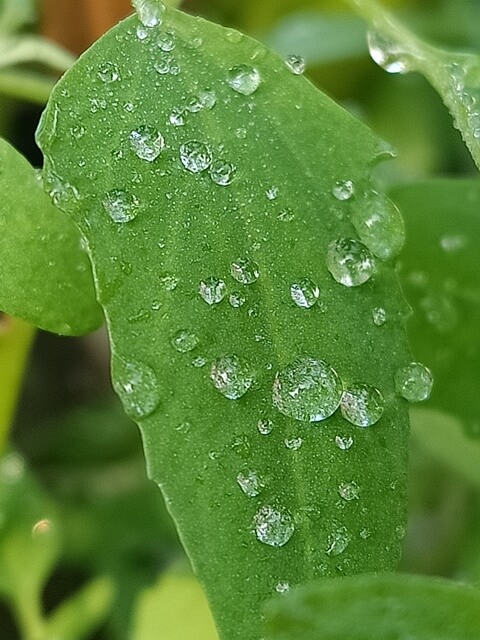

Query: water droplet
[326,238,375,287]
[169,107,185,126]
[136,24,150,41]
[192,356,207,368]
[225,29,243,44]
[157,29,175,51]
[230,258,260,285]
[394,362,433,402]
[326,527,350,556]
[98,61,120,83]
[227,65,261,95]
[285,437,303,450]
[372,307,387,326]
[420,293,458,333]
[199,277,226,305]
[338,482,360,501]
[237,470,263,497]
[273,357,343,423]
[266,186,279,200]
[332,179,355,201]
[285,54,306,75]
[258,418,274,435]
[112,357,160,420]
[210,355,254,399]
[440,234,467,253]
[367,30,412,74]
[340,384,384,427]
[170,330,199,353]
[229,292,246,308]
[129,125,165,162]
[154,53,173,74]
[290,278,320,309]
[32,519,53,537]
[235,127,247,139]
[133,0,165,28]
[175,421,191,433]
[180,141,212,173]
[199,89,217,109]
[351,192,405,260]
[335,435,353,451]
[103,189,140,223]
[253,506,294,547]
[210,160,236,186]
[160,274,179,290]
[0,452,25,484]
[278,208,294,222]
[275,582,290,594]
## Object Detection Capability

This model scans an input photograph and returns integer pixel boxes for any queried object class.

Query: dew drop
[180,141,212,173]
[253,506,294,547]
[230,257,260,285]
[340,384,384,427]
[367,30,412,74]
[103,189,140,223]
[199,89,217,109]
[351,192,405,260]
[394,362,433,402]
[235,127,247,139]
[275,582,290,594]
[290,278,320,309]
[335,435,353,451]
[273,357,343,423]
[159,274,179,291]
[326,527,350,556]
[210,355,254,399]
[112,357,160,420]
[372,307,387,326]
[169,107,185,126]
[338,482,360,501]
[257,418,274,435]
[237,470,263,497]
[332,179,355,201]
[326,238,374,287]
[157,29,175,51]
[199,277,226,305]
[266,186,279,201]
[227,65,261,95]
[285,54,306,75]
[285,437,303,451]
[210,160,236,186]
[170,330,199,353]
[133,0,165,28]
[192,356,207,368]
[229,292,246,308]
[129,125,165,162]
[98,61,120,83]
[154,53,173,74]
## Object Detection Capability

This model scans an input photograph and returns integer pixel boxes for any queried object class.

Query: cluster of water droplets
[449,60,480,140]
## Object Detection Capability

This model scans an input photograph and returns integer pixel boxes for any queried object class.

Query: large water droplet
[129,125,165,162]
[180,141,212,173]
[237,470,263,497]
[340,384,384,427]
[210,160,236,186]
[230,258,260,285]
[253,505,294,547]
[170,330,199,353]
[367,30,412,74]
[103,189,140,223]
[112,357,160,419]
[290,278,320,308]
[227,65,261,95]
[199,277,226,305]
[394,362,433,402]
[351,192,405,260]
[326,238,375,287]
[133,0,165,28]
[210,355,254,399]
[273,357,343,422]
[285,54,306,75]
[98,61,121,83]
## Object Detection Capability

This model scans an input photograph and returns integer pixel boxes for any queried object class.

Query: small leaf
[264,573,480,640]
[0,137,103,335]
[37,5,411,638]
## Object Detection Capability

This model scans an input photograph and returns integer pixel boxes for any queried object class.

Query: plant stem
[13,588,46,640]
[0,70,57,105]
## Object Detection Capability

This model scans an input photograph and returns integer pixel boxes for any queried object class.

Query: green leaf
[346,0,480,170]
[391,179,480,430]
[264,574,480,640]
[0,137,103,335]
[37,5,411,638]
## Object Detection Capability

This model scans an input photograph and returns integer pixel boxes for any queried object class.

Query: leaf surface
[37,5,411,638]
[264,574,480,640]
[0,137,103,335]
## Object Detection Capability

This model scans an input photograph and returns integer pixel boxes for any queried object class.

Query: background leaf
[37,5,411,639]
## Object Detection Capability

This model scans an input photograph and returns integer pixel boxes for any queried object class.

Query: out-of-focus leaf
[0,0,35,34]
[0,35,75,71]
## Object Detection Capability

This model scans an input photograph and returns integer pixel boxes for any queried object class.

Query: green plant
[1,0,480,638]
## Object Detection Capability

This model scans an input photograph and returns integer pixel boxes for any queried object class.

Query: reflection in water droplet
[335,435,354,451]
[367,30,411,74]
[332,180,355,201]
[170,330,199,353]
[229,292,246,308]
[129,125,165,162]
[199,277,226,305]
[351,192,405,260]
[210,160,236,186]
[257,418,274,435]
[338,482,360,501]
[112,357,160,420]
[326,527,350,556]
[103,189,140,223]
[231,258,260,285]
[210,355,254,399]
[394,362,433,402]
[133,0,165,28]
[340,384,384,427]
[372,307,387,326]
[285,54,306,75]
[290,278,320,309]
[98,61,121,83]
[326,238,374,287]
[180,141,212,173]
[237,470,263,497]
[254,506,294,547]
[227,65,261,95]
[273,357,343,422]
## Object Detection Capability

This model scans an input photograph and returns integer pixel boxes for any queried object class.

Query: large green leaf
[264,574,480,639]
[37,4,411,638]
[0,138,103,335]
[391,180,480,430]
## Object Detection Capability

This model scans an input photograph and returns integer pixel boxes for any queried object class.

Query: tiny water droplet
[273,357,343,423]
[285,54,306,75]
[440,234,467,253]
[372,307,387,326]
[225,29,243,44]
[231,258,260,285]
[199,89,217,110]
[237,470,263,497]
[229,292,246,308]
[159,274,179,291]
[235,127,247,139]
[133,0,165,28]
[210,355,254,399]
[290,278,320,309]
[169,107,185,126]
[266,186,279,200]
[326,238,374,287]
[180,141,212,173]
[170,330,199,353]
[254,506,294,547]
[129,125,165,162]
[332,179,355,201]
[275,582,290,594]
[338,482,360,501]
[210,160,236,186]
[335,435,354,451]
[394,362,433,402]
[199,277,226,305]
[227,65,261,95]
[175,421,191,434]
[326,527,350,556]
[367,30,411,74]
[192,356,207,368]
[285,437,303,450]
[112,357,160,420]
[340,384,384,427]
[98,61,120,83]
[154,53,173,74]
[257,418,274,435]
[103,189,140,223]
[277,208,294,222]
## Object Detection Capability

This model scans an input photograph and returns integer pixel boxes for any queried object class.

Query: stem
[0,317,35,457]
[12,588,46,640]
[0,70,57,105]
